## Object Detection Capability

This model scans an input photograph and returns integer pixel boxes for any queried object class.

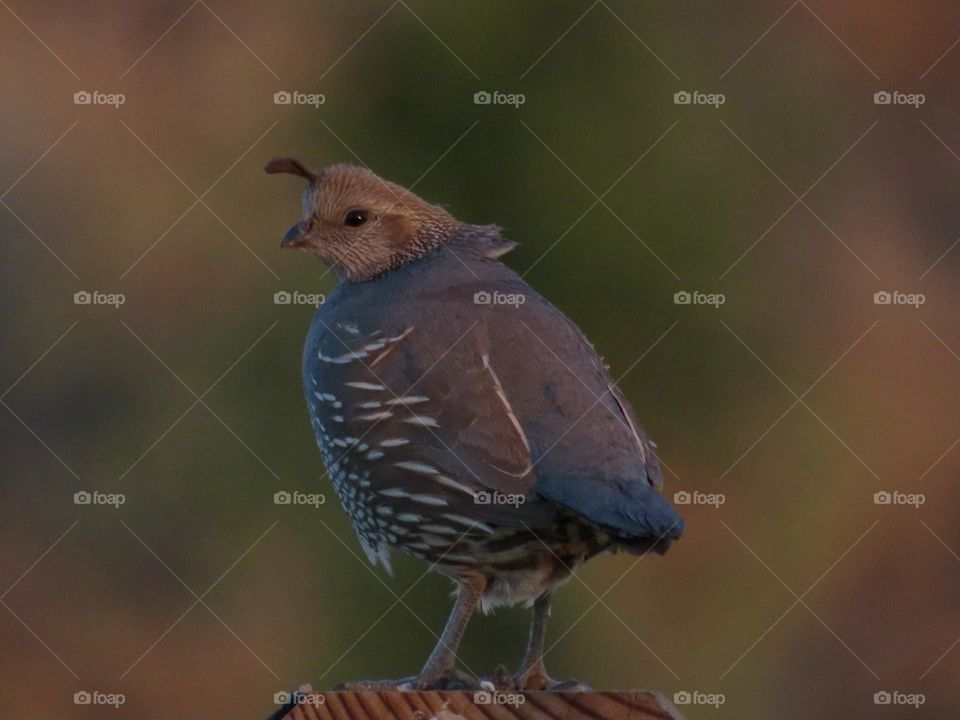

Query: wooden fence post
[266,686,686,720]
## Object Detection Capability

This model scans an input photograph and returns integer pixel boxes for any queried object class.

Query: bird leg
[513,593,592,691]
[514,592,555,690]
[415,574,487,690]
[334,575,485,692]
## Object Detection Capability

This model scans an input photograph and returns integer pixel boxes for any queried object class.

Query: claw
[490,664,516,690]
[513,665,553,691]
[514,668,592,692]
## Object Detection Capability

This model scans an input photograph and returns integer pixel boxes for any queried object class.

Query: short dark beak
[280,221,308,249]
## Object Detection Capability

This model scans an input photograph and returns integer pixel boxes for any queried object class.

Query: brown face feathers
[266,160,461,282]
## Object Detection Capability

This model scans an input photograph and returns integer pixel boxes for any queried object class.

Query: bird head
[265,159,461,281]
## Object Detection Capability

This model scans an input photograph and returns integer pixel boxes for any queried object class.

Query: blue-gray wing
[303,277,680,545]
[302,308,557,531]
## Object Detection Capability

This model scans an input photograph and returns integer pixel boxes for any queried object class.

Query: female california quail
[266,158,684,691]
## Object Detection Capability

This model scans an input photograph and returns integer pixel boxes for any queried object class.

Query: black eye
[344,209,368,227]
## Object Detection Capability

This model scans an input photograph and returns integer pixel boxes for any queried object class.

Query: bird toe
[547,679,593,693]
[333,677,417,691]
[415,667,480,691]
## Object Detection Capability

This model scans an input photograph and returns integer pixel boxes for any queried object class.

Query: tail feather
[537,476,684,554]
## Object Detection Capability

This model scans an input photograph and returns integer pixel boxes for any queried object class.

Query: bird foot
[512,665,592,692]
[486,664,515,689]
[412,666,481,691]
[333,677,417,691]
[334,668,480,691]
[545,679,593,692]
[334,668,589,693]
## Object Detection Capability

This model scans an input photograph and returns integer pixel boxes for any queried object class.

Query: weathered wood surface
[267,689,685,720]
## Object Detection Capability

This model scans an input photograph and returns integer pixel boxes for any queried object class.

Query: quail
[266,158,684,691]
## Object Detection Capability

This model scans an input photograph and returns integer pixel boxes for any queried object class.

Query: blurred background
[2,1,960,718]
